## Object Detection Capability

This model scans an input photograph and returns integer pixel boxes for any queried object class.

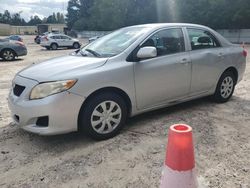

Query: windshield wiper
[85,49,101,57]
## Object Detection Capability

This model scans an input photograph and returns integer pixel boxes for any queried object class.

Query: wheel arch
[0,48,17,57]
[50,42,58,47]
[222,66,238,83]
[77,86,132,130]
[73,41,80,45]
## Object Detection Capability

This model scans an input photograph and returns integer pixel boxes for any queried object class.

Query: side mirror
[71,49,80,55]
[137,46,157,59]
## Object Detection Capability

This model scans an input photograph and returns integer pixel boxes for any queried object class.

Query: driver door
[134,28,192,110]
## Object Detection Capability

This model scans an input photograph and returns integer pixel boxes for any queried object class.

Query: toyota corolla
[8,23,246,140]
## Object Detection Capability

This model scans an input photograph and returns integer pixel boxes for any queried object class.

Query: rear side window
[142,28,185,57]
[187,28,221,50]
[61,36,71,40]
[51,36,60,39]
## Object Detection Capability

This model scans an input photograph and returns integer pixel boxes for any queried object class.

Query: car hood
[19,55,108,82]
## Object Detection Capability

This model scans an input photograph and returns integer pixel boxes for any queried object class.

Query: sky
[0,0,69,21]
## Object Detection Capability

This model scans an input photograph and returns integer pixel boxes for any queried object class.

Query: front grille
[13,84,25,97]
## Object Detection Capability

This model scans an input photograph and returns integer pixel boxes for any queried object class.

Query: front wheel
[78,92,127,140]
[73,42,80,49]
[212,71,236,103]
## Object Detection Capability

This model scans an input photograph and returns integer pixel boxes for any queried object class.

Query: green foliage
[28,15,42,25]
[0,10,65,26]
[66,0,250,31]
[66,0,80,29]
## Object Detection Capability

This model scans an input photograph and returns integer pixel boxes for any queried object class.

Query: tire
[73,42,80,49]
[78,92,128,140]
[212,71,236,103]
[35,38,40,44]
[1,49,16,61]
[50,43,58,50]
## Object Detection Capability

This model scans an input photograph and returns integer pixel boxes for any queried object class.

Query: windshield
[79,26,150,58]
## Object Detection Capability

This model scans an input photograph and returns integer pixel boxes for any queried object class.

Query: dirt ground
[0,35,249,188]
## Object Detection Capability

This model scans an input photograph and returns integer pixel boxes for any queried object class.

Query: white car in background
[40,34,81,50]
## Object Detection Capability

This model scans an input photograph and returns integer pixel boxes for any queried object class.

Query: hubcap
[52,44,57,49]
[91,101,122,134]
[74,43,78,48]
[3,50,14,60]
[220,76,234,98]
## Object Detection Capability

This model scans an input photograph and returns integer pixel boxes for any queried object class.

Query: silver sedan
[8,23,246,140]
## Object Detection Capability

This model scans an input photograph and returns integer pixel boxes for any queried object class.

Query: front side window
[141,28,185,57]
[187,28,220,50]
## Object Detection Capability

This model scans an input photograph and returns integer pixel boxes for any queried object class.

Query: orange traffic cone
[160,124,198,188]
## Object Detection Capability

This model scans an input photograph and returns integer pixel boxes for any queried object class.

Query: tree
[27,15,42,25]
[56,12,65,23]
[2,10,11,24]
[0,10,66,26]
[47,13,57,23]
[67,0,250,31]
[66,0,80,29]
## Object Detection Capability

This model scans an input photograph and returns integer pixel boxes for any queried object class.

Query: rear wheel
[78,92,127,140]
[50,43,58,50]
[212,71,236,103]
[1,49,16,61]
[35,38,40,44]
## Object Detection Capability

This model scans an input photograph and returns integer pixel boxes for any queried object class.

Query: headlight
[30,79,77,100]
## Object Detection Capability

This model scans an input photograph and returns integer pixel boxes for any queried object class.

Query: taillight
[15,41,25,47]
[243,49,248,57]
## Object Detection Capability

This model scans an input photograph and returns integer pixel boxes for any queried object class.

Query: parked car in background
[0,39,27,61]
[6,35,23,42]
[34,33,48,44]
[34,31,60,44]
[8,23,246,140]
[40,34,81,50]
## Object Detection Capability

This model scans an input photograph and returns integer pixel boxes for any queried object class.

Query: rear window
[187,28,221,50]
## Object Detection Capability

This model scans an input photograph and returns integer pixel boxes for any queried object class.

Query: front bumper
[40,41,50,47]
[8,75,85,135]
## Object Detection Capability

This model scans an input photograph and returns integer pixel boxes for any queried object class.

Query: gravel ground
[0,36,249,188]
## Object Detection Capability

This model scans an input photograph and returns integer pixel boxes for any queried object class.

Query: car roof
[48,33,67,36]
[127,23,212,30]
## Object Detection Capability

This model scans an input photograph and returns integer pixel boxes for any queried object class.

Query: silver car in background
[40,33,81,50]
[0,39,27,61]
[8,23,246,140]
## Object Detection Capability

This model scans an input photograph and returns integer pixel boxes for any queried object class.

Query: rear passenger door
[186,28,224,95]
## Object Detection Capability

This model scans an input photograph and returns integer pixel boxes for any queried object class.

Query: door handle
[180,58,190,64]
[218,53,224,57]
